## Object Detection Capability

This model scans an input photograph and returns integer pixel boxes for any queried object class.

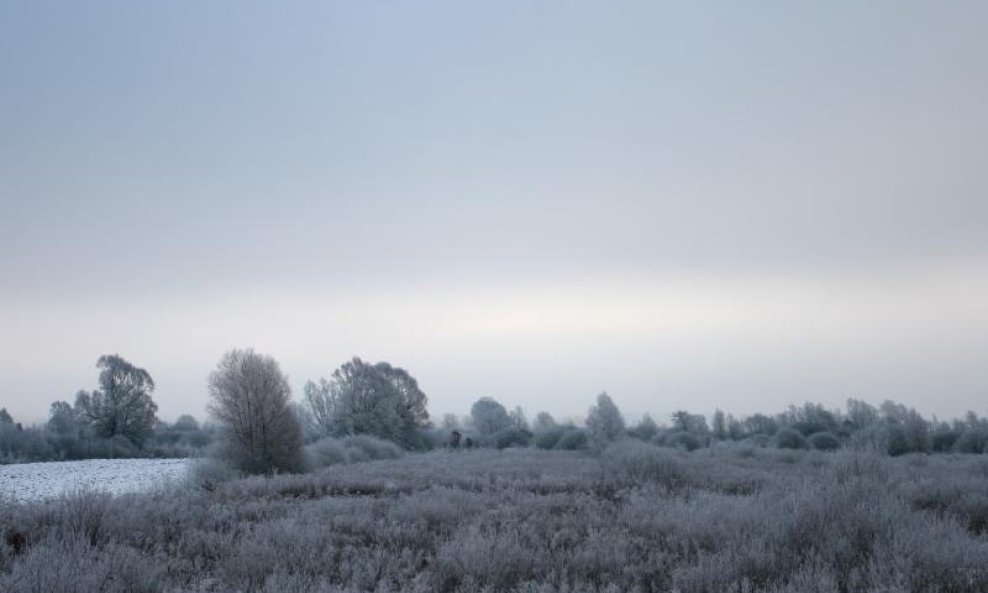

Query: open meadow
[0,458,189,503]
[2,443,988,593]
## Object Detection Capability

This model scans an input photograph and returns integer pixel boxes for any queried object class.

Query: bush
[956,428,987,454]
[554,428,589,450]
[665,431,703,452]
[490,428,532,450]
[306,437,347,468]
[188,457,242,491]
[775,428,810,450]
[0,538,163,593]
[745,434,772,448]
[56,490,113,547]
[602,440,685,487]
[534,427,566,450]
[808,431,841,451]
[341,434,404,461]
[931,431,961,453]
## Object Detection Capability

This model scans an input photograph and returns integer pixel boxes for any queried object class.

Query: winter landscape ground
[2,444,988,593]
[0,458,188,503]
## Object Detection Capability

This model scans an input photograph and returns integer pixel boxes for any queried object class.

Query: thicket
[0,410,214,465]
[446,397,988,458]
[0,353,216,465]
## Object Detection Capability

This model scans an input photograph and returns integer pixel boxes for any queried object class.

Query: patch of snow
[0,458,190,502]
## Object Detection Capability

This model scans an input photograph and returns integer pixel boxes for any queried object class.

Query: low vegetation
[3,444,988,592]
[5,351,988,591]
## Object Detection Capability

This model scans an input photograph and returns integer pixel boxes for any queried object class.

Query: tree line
[0,355,213,463]
[2,349,987,472]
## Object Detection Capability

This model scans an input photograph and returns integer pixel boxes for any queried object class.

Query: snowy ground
[0,458,190,502]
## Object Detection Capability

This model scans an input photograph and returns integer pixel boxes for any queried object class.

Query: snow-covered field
[0,458,190,502]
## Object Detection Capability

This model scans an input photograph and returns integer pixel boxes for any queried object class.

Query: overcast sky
[2,1,986,425]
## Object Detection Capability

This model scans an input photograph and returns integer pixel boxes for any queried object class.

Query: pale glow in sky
[2,259,985,423]
[1,1,986,424]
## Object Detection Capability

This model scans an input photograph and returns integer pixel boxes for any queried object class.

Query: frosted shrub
[602,439,685,487]
[344,447,370,463]
[57,489,113,547]
[745,434,772,448]
[775,428,810,450]
[490,428,532,450]
[665,431,703,452]
[808,431,841,451]
[435,525,540,590]
[830,450,887,485]
[188,457,242,491]
[342,434,404,460]
[305,437,347,468]
[0,537,163,593]
[534,427,566,450]
[554,428,589,450]
[930,430,961,452]
[955,428,987,454]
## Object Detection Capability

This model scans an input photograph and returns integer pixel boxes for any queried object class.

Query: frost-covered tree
[533,411,557,433]
[47,401,78,434]
[0,408,12,424]
[727,414,744,440]
[631,413,659,441]
[173,414,200,432]
[846,398,879,430]
[784,403,839,436]
[441,413,461,430]
[303,377,338,437]
[303,357,430,449]
[671,410,708,434]
[208,348,304,474]
[75,355,158,447]
[744,413,778,436]
[470,397,512,435]
[509,406,529,431]
[586,392,625,447]
[712,409,727,440]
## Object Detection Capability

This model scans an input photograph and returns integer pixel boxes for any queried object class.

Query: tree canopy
[470,397,512,435]
[75,354,158,447]
[304,357,430,449]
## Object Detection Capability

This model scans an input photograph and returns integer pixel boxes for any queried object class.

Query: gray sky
[2,1,986,425]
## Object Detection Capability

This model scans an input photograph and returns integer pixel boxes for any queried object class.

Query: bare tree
[207,348,304,474]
